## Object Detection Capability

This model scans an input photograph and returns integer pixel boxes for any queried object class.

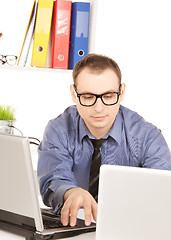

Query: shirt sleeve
[141,125,171,170]
[37,119,78,212]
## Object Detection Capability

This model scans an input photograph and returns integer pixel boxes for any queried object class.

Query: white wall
[94,0,171,148]
[0,67,73,140]
[1,0,171,148]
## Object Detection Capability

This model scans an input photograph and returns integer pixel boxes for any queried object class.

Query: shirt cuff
[49,185,77,213]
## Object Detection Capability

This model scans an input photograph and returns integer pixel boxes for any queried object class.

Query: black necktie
[89,139,105,202]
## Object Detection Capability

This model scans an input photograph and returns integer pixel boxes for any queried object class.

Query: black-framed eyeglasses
[74,84,122,107]
[0,55,17,66]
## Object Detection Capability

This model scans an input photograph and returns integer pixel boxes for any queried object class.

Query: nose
[93,97,104,112]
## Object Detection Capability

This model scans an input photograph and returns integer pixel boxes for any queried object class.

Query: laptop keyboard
[41,208,65,229]
[43,217,64,229]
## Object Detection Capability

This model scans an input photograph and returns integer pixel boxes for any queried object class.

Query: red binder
[52,0,72,69]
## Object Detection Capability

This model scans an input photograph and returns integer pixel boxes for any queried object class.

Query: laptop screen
[96,164,171,240]
[0,133,43,231]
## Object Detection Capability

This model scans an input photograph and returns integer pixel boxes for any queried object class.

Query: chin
[92,122,109,129]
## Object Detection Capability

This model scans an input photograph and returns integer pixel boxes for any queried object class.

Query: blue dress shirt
[37,105,171,212]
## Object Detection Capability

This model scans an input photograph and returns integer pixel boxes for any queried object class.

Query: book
[17,0,38,67]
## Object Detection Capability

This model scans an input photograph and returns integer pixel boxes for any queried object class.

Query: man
[38,54,171,227]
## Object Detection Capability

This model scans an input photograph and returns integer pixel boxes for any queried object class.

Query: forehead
[76,67,120,93]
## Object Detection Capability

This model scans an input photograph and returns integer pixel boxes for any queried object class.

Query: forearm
[38,146,78,211]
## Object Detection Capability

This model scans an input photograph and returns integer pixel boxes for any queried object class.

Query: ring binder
[31,0,54,68]
[69,2,90,69]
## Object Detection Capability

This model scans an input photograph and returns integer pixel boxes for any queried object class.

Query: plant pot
[0,120,15,134]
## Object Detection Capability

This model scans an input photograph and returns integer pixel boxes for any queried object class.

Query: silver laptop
[96,164,171,240]
[0,133,95,239]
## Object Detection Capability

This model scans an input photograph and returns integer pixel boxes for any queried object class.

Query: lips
[91,115,107,120]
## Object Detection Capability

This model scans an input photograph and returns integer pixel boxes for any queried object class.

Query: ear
[119,83,126,102]
[70,84,77,103]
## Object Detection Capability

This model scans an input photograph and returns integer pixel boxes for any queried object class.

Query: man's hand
[61,187,97,227]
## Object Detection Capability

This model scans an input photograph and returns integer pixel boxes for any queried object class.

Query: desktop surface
[0,229,95,240]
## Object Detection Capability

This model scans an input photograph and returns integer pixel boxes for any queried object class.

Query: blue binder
[69,2,90,69]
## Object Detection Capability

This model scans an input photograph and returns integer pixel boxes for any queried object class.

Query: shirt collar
[78,108,123,145]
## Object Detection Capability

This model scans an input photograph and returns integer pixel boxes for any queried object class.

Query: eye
[103,93,113,99]
[82,94,94,100]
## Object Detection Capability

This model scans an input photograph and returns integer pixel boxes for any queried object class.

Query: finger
[61,202,70,226]
[69,203,80,227]
[82,200,91,226]
[91,201,98,222]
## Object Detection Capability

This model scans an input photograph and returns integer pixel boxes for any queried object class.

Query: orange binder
[31,0,54,68]
[52,0,72,69]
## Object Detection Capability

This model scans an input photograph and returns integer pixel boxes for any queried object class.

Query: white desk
[0,229,95,240]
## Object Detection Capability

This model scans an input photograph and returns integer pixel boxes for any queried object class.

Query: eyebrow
[78,89,119,95]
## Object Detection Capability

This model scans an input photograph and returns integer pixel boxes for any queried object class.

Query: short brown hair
[72,54,122,86]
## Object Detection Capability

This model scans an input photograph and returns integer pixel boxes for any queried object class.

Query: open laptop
[0,133,95,240]
[96,164,171,240]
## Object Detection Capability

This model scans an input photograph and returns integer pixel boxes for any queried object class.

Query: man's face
[70,67,125,139]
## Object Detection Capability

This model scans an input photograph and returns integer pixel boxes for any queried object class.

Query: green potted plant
[0,105,16,134]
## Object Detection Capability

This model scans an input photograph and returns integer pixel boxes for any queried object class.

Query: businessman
[38,54,171,227]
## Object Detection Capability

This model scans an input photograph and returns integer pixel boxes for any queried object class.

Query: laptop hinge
[0,220,35,240]
[0,209,36,230]
[34,233,54,240]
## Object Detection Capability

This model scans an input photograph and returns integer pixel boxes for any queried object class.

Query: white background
[1,0,171,148]
[95,0,171,148]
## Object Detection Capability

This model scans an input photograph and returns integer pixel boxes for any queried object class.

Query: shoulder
[120,105,144,125]
[43,106,79,142]
[49,106,79,130]
[120,105,161,140]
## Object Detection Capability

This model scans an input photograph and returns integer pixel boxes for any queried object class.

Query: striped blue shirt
[37,105,171,211]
